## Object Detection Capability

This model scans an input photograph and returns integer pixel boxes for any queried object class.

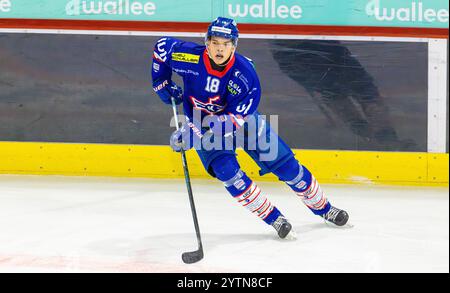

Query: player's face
[207,36,236,65]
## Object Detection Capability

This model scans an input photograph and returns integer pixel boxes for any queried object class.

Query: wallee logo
[366,0,449,23]
[0,0,12,13]
[66,0,156,16]
[227,0,303,20]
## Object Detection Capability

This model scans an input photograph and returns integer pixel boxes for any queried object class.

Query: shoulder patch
[172,53,200,64]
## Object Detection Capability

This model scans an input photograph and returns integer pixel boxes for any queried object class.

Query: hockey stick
[171,97,204,264]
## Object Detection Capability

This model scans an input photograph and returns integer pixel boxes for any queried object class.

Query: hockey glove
[170,127,185,152]
[153,79,183,105]
[170,121,205,152]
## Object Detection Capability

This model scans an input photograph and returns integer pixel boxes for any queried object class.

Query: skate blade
[324,220,354,229]
[344,222,354,229]
[284,230,297,240]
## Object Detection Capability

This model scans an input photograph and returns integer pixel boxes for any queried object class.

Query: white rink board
[0,175,448,273]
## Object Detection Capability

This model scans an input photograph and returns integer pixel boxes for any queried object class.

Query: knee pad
[209,155,241,182]
[273,157,302,182]
[211,155,253,197]
[273,158,312,192]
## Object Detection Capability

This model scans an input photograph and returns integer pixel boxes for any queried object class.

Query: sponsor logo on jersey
[239,74,249,85]
[154,38,169,62]
[236,99,254,116]
[233,70,250,91]
[173,68,200,76]
[152,62,160,72]
[172,53,200,64]
[190,96,226,114]
[227,80,242,96]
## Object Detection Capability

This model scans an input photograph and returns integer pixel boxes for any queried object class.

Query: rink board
[0,23,448,186]
[0,142,447,186]
[0,32,447,153]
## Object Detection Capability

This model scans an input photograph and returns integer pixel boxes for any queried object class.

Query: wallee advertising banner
[0,0,448,28]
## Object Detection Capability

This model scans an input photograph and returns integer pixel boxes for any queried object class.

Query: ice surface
[0,175,448,273]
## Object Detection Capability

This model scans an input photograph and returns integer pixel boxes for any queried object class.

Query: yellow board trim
[0,142,448,186]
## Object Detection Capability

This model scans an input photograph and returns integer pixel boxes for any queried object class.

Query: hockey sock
[224,170,281,225]
[211,156,281,225]
[274,159,331,216]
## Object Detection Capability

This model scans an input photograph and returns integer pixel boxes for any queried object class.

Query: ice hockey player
[152,17,349,239]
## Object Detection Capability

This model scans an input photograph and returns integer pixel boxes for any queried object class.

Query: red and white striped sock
[234,182,277,224]
[295,175,329,211]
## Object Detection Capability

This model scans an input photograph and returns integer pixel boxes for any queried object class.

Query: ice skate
[272,215,296,239]
[321,205,349,227]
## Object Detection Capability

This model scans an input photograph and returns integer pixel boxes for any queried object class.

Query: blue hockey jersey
[151,37,261,131]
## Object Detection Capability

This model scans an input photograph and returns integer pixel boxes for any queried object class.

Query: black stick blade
[182,249,204,264]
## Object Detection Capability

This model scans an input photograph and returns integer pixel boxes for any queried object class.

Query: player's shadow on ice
[141,222,327,248]
[293,222,330,234]
[87,223,330,264]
